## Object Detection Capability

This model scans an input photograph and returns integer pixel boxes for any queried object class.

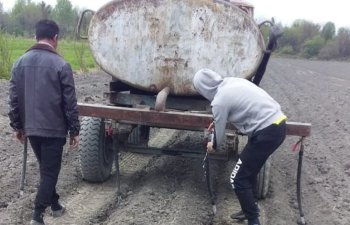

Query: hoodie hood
[193,68,223,101]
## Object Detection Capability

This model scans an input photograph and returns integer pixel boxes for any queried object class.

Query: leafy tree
[11,0,26,16]
[0,2,10,30]
[278,19,321,54]
[293,19,320,44]
[21,2,43,35]
[52,0,75,37]
[336,28,350,57]
[8,0,27,35]
[278,26,301,52]
[7,0,53,36]
[39,1,52,19]
[321,22,335,43]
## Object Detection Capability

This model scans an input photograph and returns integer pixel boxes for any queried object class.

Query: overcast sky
[3,0,350,29]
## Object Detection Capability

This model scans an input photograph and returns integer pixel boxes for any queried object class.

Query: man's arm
[8,68,26,144]
[60,63,80,142]
[8,69,23,131]
[211,105,229,149]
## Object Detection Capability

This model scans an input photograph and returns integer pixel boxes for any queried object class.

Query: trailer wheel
[79,117,114,182]
[256,157,271,199]
[128,125,150,144]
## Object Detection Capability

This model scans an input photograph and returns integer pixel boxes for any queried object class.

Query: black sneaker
[230,210,246,221]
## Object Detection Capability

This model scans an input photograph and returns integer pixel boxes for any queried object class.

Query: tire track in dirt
[69,127,250,225]
[45,153,156,225]
[100,130,244,225]
[45,129,179,225]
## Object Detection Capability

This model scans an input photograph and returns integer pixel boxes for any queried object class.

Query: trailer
[76,0,311,222]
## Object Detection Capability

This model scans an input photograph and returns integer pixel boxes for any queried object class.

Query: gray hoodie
[193,68,285,146]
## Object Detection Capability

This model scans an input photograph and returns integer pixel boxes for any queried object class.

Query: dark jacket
[8,43,80,138]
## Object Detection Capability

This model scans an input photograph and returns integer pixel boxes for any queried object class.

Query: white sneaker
[29,219,45,225]
[51,205,65,217]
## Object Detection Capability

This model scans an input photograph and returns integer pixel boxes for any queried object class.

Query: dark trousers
[230,121,286,220]
[28,136,66,213]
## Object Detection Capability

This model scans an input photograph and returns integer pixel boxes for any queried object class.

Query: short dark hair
[35,19,59,41]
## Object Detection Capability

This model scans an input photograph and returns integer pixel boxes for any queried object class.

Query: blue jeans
[28,136,66,214]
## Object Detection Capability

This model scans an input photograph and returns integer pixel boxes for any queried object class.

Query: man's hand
[207,141,214,153]
[69,136,80,149]
[207,122,215,153]
[16,131,26,144]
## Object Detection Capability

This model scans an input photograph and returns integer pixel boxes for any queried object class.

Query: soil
[0,57,349,225]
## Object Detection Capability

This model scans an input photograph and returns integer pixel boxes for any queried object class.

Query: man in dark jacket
[8,19,80,225]
[193,68,286,225]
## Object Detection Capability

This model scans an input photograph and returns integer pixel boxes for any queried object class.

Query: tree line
[0,0,349,60]
[276,20,350,60]
[0,0,87,38]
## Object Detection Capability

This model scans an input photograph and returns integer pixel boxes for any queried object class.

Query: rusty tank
[86,0,265,95]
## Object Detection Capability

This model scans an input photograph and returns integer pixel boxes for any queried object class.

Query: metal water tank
[87,0,265,95]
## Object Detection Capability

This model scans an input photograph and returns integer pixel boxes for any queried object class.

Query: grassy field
[8,37,96,72]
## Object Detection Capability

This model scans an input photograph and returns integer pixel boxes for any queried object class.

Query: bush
[318,41,339,60]
[278,45,295,55]
[73,41,88,73]
[0,32,12,80]
[302,35,324,58]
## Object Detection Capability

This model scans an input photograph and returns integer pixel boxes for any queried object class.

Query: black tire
[256,157,271,199]
[79,117,114,182]
[127,125,141,144]
[225,133,239,160]
[128,125,150,144]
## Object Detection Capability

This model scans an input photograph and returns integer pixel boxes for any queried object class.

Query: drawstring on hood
[193,68,223,101]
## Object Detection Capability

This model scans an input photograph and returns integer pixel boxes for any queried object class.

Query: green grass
[8,36,96,72]
[58,39,96,72]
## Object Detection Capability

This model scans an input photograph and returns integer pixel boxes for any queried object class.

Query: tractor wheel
[79,117,114,182]
[256,157,272,199]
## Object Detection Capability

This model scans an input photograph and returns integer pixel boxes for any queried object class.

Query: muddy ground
[0,57,350,225]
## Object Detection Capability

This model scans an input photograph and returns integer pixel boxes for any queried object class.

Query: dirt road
[1,58,349,225]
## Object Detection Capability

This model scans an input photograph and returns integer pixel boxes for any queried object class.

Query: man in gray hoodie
[193,68,286,225]
[8,20,80,225]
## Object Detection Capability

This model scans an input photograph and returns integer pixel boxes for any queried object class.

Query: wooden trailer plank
[78,103,311,136]
[285,121,311,137]
[78,103,213,131]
